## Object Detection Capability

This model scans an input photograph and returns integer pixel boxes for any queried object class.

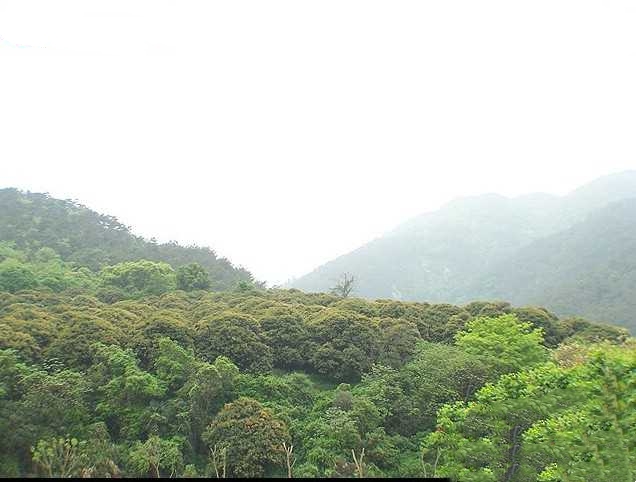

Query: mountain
[0,188,256,290]
[290,171,636,331]
[474,197,636,327]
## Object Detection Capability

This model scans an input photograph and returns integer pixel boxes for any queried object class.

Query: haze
[1,1,635,285]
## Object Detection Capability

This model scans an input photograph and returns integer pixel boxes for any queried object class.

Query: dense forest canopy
[0,188,257,291]
[0,286,633,479]
[291,171,636,333]
[0,186,634,480]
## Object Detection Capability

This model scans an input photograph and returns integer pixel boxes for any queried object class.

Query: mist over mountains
[2,171,635,332]
[290,171,636,332]
[1,174,634,479]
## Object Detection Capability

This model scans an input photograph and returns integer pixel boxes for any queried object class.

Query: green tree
[31,437,88,478]
[1,267,635,479]
[413,303,470,343]
[420,362,587,481]
[377,318,421,368]
[45,316,125,368]
[0,262,38,293]
[300,386,399,477]
[512,306,564,348]
[351,365,412,436]
[90,344,166,441]
[132,314,195,368]
[260,314,310,370]
[0,188,257,291]
[3,368,91,471]
[203,397,291,478]
[100,260,177,298]
[80,422,121,478]
[455,313,548,375]
[176,263,210,291]
[523,346,636,482]
[396,342,491,433]
[128,435,184,478]
[195,312,273,373]
[561,316,630,344]
[153,338,239,452]
[0,324,41,362]
[464,301,512,318]
[308,310,380,382]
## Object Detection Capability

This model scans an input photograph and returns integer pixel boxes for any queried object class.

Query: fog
[1,1,635,284]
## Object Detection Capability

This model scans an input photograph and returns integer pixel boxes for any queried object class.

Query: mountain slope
[473,197,636,330]
[290,171,636,330]
[292,192,563,300]
[0,188,256,289]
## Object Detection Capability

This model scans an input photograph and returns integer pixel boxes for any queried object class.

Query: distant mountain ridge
[474,197,636,324]
[0,188,256,290]
[290,171,636,332]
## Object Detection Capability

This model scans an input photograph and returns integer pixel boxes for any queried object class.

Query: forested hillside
[472,198,636,331]
[1,185,635,480]
[291,171,636,331]
[1,283,633,479]
[0,188,256,290]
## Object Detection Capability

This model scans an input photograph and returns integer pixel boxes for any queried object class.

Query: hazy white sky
[1,1,635,284]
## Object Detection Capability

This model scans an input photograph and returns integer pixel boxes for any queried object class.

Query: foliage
[195,312,273,373]
[393,342,491,433]
[420,343,636,482]
[90,343,167,441]
[31,437,88,478]
[308,310,381,382]
[202,397,291,477]
[0,262,38,293]
[455,314,548,375]
[523,346,636,481]
[0,188,256,290]
[128,435,184,477]
[100,260,177,298]
[377,318,421,368]
[260,314,310,370]
[2,184,635,479]
[0,264,633,478]
[176,263,211,291]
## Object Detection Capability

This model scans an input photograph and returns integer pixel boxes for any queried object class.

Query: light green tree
[100,260,176,298]
[31,437,88,478]
[0,262,38,293]
[523,346,636,482]
[128,435,184,478]
[455,313,548,375]
[176,263,210,291]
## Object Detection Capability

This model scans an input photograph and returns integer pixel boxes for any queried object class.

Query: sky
[1,1,635,285]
